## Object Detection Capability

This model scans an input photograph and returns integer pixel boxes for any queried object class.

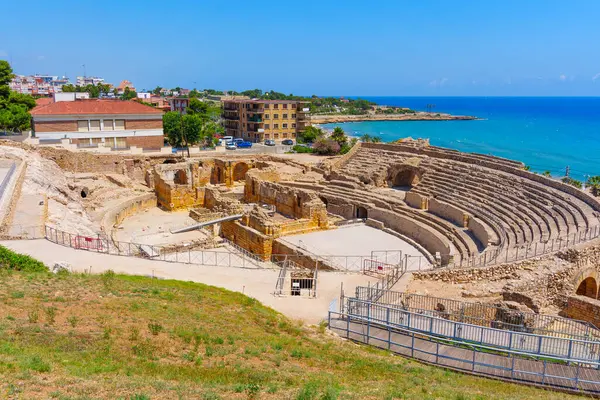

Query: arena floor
[284,224,431,269]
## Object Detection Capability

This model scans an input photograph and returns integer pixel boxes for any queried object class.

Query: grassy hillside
[0,247,583,399]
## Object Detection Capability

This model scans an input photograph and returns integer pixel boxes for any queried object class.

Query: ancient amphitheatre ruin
[2,138,600,393]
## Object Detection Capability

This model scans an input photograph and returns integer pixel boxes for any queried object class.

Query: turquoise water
[321,97,600,180]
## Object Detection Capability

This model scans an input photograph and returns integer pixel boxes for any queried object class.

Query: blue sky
[2,0,600,96]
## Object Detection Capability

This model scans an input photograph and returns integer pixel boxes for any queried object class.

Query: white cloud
[37,55,45,61]
[559,74,567,81]
[429,78,448,88]
[593,72,600,82]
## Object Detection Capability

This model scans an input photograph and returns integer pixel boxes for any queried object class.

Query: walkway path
[329,318,600,394]
[0,239,373,324]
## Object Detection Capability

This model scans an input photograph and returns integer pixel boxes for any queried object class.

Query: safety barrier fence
[44,226,266,269]
[342,297,600,365]
[353,286,600,342]
[273,257,318,297]
[445,225,600,270]
[328,312,600,395]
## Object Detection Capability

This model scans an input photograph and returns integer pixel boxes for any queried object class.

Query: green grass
[0,249,586,399]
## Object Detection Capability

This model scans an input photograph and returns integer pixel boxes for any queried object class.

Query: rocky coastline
[310,112,477,124]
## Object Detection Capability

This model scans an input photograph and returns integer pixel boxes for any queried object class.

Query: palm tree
[360,134,372,143]
[372,136,382,143]
[587,176,600,196]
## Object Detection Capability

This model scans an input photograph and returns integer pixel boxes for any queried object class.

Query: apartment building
[9,74,71,95]
[222,100,310,142]
[30,92,164,150]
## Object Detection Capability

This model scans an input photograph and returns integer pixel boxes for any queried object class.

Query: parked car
[222,136,234,143]
[225,142,237,150]
[264,139,276,146]
[233,138,244,145]
[236,141,253,148]
[282,139,294,146]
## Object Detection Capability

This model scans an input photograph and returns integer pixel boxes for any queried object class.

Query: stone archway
[387,162,423,189]
[576,277,598,299]
[233,162,249,181]
[356,206,368,219]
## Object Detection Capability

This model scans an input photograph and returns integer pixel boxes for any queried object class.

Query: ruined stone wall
[37,146,180,180]
[153,161,214,210]
[272,239,333,270]
[221,220,273,260]
[405,191,425,209]
[563,296,600,327]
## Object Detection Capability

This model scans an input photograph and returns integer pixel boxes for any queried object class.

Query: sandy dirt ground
[284,224,432,270]
[1,239,375,324]
[114,208,209,245]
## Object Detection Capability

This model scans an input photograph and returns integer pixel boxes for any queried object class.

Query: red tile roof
[35,97,54,106]
[30,99,163,116]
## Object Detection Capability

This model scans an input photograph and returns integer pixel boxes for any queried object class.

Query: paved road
[1,239,374,324]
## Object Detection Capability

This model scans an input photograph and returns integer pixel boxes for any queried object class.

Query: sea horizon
[320,96,600,181]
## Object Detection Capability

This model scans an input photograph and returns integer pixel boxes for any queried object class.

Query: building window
[264,134,270,139]
[292,104,297,109]
[264,104,270,109]
[115,120,125,130]
[292,133,296,138]
[291,113,296,118]
[274,133,279,139]
[264,124,270,129]
[274,124,279,129]
[103,119,113,130]
[77,121,88,132]
[292,123,296,128]
[283,133,288,138]
[283,114,288,119]
[265,114,270,119]
[283,104,288,109]
[282,123,288,128]
[273,104,278,109]
[274,114,279,119]
[89,120,100,131]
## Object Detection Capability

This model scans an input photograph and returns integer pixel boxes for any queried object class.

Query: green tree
[121,87,137,101]
[189,89,201,98]
[61,84,76,92]
[298,126,323,144]
[371,136,382,143]
[360,134,372,143]
[187,97,209,120]
[152,86,162,96]
[330,126,348,147]
[163,112,182,147]
[181,114,203,156]
[0,60,36,133]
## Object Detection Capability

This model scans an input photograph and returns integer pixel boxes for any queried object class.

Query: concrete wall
[368,207,453,263]
[468,216,491,247]
[428,198,465,227]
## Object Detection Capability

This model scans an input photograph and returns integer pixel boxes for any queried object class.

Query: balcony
[247,116,263,123]
[246,108,265,114]
[222,114,240,120]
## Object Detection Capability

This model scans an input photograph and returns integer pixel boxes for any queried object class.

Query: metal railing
[44,226,266,270]
[354,287,600,342]
[328,312,600,395]
[342,297,600,364]
[444,225,600,270]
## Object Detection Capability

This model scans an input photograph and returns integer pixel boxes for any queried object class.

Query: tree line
[0,61,36,134]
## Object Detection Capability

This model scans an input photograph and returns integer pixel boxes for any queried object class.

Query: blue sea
[321,97,600,181]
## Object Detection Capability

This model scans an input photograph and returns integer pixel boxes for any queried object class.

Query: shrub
[67,315,79,328]
[22,355,51,373]
[45,307,57,325]
[0,246,47,272]
[148,322,163,336]
[27,309,39,323]
[292,145,313,154]
[562,177,582,189]
[312,139,340,155]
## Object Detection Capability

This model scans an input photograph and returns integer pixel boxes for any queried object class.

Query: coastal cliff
[310,112,477,124]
